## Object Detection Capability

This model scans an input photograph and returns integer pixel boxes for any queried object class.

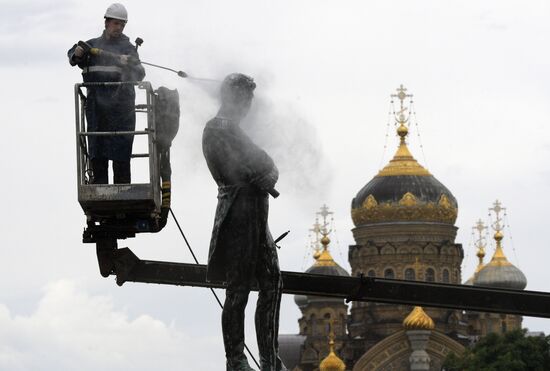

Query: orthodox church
[278,86,528,371]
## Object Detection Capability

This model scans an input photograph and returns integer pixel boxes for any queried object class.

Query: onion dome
[300,234,348,306]
[306,234,349,277]
[320,322,346,371]
[305,206,349,278]
[351,85,457,226]
[474,201,527,290]
[306,236,349,277]
[403,306,435,330]
[295,206,349,309]
[294,294,309,309]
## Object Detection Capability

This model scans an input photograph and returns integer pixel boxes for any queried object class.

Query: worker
[68,3,145,184]
[202,73,286,371]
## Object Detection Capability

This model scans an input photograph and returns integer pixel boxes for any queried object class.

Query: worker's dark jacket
[202,117,278,283]
[68,32,145,161]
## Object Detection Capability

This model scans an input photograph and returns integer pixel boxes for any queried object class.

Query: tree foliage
[443,329,550,371]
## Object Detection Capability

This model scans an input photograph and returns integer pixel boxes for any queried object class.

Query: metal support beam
[110,248,550,318]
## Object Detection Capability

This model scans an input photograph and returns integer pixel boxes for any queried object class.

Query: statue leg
[255,243,285,371]
[223,269,254,371]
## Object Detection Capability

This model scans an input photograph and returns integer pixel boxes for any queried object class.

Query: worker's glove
[119,55,139,66]
[119,55,130,66]
[74,45,85,58]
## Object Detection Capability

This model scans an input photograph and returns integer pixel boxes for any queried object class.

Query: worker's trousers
[91,158,131,184]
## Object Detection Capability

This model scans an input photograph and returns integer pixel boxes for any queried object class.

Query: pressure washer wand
[133,38,189,78]
[140,61,188,78]
[140,62,221,82]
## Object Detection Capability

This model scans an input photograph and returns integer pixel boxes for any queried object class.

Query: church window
[425,268,435,282]
[442,269,450,283]
[404,268,416,281]
[367,269,376,277]
[384,268,395,279]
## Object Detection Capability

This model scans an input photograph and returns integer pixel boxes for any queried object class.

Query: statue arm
[236,132,278,190]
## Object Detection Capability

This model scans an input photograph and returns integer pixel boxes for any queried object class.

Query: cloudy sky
[1,0,549,369]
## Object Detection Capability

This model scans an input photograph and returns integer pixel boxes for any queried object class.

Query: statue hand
[254,173,277,191]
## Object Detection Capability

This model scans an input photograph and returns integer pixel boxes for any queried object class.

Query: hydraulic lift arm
[109,247,550,319]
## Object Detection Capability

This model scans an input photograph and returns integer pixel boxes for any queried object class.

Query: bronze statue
[202,73,285,371]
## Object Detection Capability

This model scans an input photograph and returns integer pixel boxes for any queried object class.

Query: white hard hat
[104,3,128,22]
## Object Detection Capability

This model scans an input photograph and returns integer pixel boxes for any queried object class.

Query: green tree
[443,329,550,371]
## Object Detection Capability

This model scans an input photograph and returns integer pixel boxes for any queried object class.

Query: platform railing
[74,81,161,218]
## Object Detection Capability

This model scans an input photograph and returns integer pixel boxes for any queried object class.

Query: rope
[302,234,313,271]
[168,208,261,369]
[331,218,346,265]
[410,101,429,167]
[488,212,500,256]
[463,229,473,274]
[503,212,521,268]
[378,100,394,169]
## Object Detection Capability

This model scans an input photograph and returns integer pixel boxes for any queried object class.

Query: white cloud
[0,280,223,371]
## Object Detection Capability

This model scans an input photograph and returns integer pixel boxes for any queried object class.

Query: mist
[153,67,332,204]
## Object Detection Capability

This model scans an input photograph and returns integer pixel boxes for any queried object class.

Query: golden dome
[487,244,511,268]
[315,247,337,267]
[306,206,349,275]
[320,330,346,371]
[376,127,431,177]
[313,250,322,260]
[351,86,458,226]
[476,248,486,264]
[307,245,349,275]
[320,350,346,371]
[474,203,527,290]
[351,190,457,225]
[403,306,435,330]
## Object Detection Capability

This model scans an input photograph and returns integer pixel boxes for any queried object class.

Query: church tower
[292,205,350,371]
[469,200,527,336]
[347,85,468,368]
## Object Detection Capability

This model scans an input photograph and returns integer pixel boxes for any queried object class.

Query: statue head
[220,73,256,120]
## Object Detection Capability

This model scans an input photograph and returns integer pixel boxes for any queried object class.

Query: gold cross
[473,219,487,249]
[391,84,413,111]
[489,200,506,232]
[317,204,333,236]
[309,217,322,254]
